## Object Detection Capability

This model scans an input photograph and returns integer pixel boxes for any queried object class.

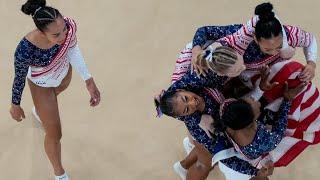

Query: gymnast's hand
[299,61,316,82]
[250,161,274,180]
[10,104,25,122]
[283,81,307,101]
[199,114,214,138]
[86,77,101,107]
[191,45,209,76]
[259,66,279,91]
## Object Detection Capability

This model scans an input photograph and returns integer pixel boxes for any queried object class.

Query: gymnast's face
[43,16,68,45]
[256,34,283,56]
[242,97,261,120]
[172,90,205,116]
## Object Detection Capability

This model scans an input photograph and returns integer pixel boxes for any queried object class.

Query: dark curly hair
[214,99,254,131]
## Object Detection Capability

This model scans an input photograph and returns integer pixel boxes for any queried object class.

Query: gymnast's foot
[55,172,69,180]
[173,161,187,180]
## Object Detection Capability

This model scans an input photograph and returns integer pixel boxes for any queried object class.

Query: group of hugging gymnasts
[154,2,320,180]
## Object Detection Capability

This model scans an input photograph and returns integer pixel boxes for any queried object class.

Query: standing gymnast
[9,0,101,179]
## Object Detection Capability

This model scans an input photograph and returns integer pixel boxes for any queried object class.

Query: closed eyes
[53,24,67,37]
[182,96,189,114]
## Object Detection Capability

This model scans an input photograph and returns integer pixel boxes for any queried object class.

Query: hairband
[156,105,163,118]
[32,7,43,18]
[204,45,216,62]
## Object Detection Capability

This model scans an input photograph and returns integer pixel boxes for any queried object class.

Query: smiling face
[42,16,68,45]
[256,34,283,56]
[171,90,205,116]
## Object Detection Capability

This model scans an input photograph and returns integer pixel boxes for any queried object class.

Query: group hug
[154,2,319,180]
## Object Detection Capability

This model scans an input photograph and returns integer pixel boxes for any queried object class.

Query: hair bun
[254,2,275,22]
[21,0,46,16]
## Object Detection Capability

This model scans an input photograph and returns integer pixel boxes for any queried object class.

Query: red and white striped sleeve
[286,25,317,62]
[220,16,259,55]
[171,42,193,84]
